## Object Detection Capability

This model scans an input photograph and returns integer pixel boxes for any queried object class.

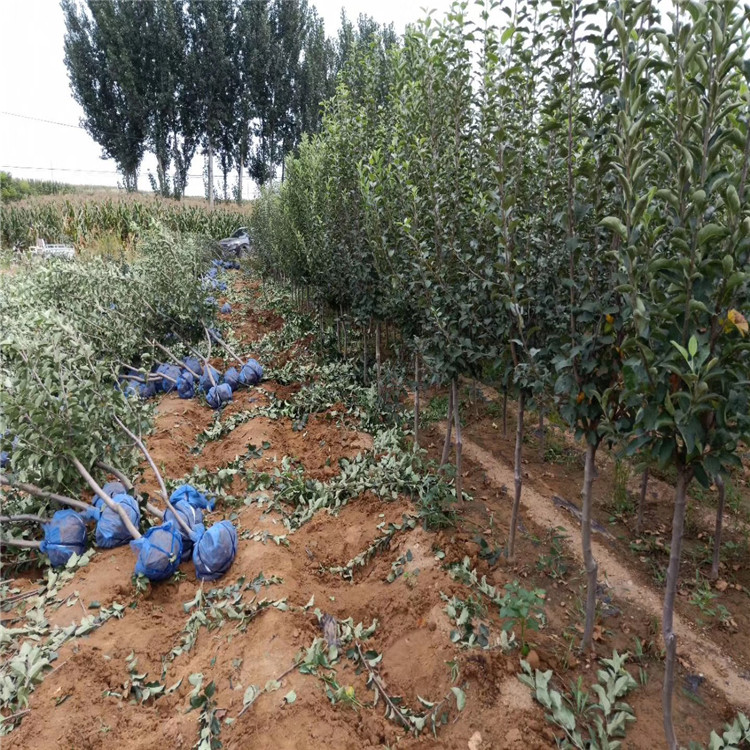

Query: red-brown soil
[3,277,749,750]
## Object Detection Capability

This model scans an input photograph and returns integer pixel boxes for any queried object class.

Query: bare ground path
[438,421,750,713]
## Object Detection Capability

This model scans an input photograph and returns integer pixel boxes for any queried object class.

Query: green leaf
[451,686,466,711]
[600,217,628,240]
[284,690,296,704]
[697,223,730,246]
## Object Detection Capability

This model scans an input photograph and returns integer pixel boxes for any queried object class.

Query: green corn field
[1,194,251,250]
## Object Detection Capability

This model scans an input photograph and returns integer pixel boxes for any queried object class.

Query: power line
[1,164,204,178]
[2,164,119,175]
[1,111,83,129]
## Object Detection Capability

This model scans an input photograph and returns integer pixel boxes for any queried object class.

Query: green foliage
[688,713,750,750]
[519,650,638,749]
[0,172,77,203]
[0,226,213,498]
[1,195,248,250]
[498,581,547,652]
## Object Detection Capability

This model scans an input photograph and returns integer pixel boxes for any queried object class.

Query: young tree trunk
[362,326,368,384]
[441,386,454,466]
[636,467,649,533]
[663,463,691,750]
[413,352,420,449]
[508,391,526,559]
[0,475,91,512]
[581,440,599,653]
[503,387,508,438]
[375,321,382,397]
[452,379,463,502]
[538,406,546,460]
[710,475,725,581]
[207,137,214,209]
[237,155,243,204]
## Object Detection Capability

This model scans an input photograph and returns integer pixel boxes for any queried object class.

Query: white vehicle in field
[30,238,75,260]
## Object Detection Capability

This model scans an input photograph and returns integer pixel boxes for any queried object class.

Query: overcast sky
[0,0,461,198]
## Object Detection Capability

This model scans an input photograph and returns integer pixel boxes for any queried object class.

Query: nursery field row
[1,261,749,749]
[249,1,750,746]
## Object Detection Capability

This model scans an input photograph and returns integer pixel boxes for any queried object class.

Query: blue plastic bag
[239,359,263,386]
[169,484,215,511]
[137,381,157,400]
[94,493,141,548]
[164,500,203,561]
[131,522,183,581]
[176,370,196,399]
[220,302,232,314]
[40,510,88,568]
[122,381,139,399]
[192,521,237,581]
[0,451,9,469]
[182,357,202,377]
[206,383,233,409]
[223,367,240,391]
[102,481,127,498]
[199,364,221,393]
[155,363,181,393]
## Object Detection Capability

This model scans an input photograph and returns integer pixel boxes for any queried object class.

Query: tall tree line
[61,0,388,199]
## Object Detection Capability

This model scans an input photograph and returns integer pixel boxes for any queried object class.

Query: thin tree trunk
[441,387,454,466]
[208,137,214,209]
[452,379,463,502]
[0,514,46,524]
[1,538,41,549]
[636,467,649,533]
[375,321,382,397]
[710,475,725,581]
[413,352,420,449]
[71,457,141,539]
[362,326,368,384]
[0,475,90,512]
[503,387,508,438]
[538,407,546,459]
[508,391,526,559]
[237,154,243,204]
[662,463,690,750]
[581,441,599,653]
